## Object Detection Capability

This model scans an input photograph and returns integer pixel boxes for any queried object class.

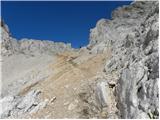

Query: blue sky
[2,1,132,48]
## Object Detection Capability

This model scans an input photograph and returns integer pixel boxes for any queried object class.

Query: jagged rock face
[0,90,48,118]
[1,21,72,56]
[18,39,72,55]
[89,1,159,119]
[0,1,159,119]
[1,20,20,56]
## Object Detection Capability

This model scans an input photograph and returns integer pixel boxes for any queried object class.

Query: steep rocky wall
[1,20,20,56]
[0,1,159,119]
[89,1,159,119]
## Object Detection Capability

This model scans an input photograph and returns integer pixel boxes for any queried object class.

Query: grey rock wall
[88,1,159,119]
[0,1,159,119]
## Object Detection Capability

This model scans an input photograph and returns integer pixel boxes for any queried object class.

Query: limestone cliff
[89,1,159,119]
[0,1,159,119]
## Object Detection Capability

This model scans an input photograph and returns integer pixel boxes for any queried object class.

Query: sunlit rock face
[1,20,20,56]
[0,1,159,119]
[89,1,159,119]
[1,20,72,57]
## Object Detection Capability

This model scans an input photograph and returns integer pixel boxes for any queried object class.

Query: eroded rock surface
[0,90,47,118]
[88,1,159,119]
[0,1,159,119]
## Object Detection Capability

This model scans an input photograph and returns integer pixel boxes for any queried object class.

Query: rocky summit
[0,1,159,119]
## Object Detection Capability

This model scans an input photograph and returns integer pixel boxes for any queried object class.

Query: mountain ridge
[0,1,159,119]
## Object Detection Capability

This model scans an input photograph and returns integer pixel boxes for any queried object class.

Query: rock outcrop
[0,90,48,118]
[88,1,159,119]
[0,1,159,119]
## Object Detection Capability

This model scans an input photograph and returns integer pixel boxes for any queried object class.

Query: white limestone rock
[17,90,41,112]
[88,1,159,119]
[96,80,111,108]
[0,96,16,118]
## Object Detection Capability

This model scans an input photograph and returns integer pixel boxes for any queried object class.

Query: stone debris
[17,90,41,112]
[30,99,48,114]
[0,90,47,118]
[68,103,77,111]
[50,97,56,103]
[0,96,16,118]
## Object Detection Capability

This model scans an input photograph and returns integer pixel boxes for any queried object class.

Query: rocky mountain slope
[0,1,159,119]
[1,20,72,57]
